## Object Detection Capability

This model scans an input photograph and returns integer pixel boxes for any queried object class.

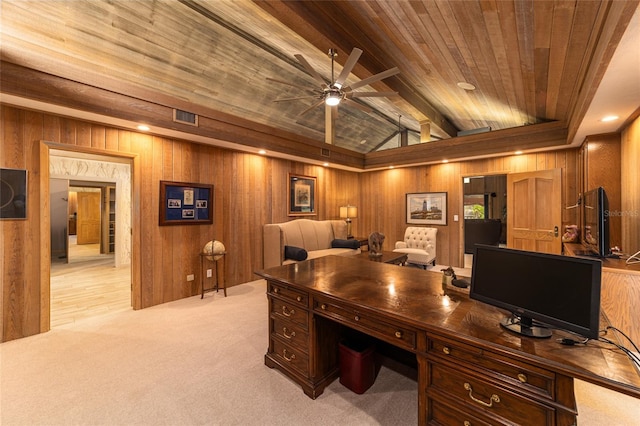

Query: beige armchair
[393,227,437,269]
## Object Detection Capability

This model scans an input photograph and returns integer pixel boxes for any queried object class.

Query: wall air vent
[321,148,330,157]
[173,109,198,126]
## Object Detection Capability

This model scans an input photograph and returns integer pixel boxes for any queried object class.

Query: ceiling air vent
[321,148,330,157]
[173,109,198,126]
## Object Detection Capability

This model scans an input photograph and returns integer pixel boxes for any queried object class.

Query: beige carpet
[1,280,638,425]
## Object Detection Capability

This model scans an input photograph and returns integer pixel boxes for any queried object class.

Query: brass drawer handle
[443,347,451,355]
[273,287,280,294]
[517,373,528,383]
[321,304,327,310]
[283,349,296,362]
[463,383,500,407]
[282,327,296,339]
[464,422,471,426]
[282,306,295,317]
[296,296,302,302]
[354,315,360,321]
[395,331,403,338]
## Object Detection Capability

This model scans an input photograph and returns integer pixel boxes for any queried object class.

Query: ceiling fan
[268,48,400,117]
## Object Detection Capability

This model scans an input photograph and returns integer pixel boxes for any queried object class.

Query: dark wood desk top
[257,255,640,399]
[353,250,407,264]
[564,243,640,274]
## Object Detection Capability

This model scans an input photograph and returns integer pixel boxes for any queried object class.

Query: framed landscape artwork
[288,173,316,216]
[406,192,447,225]
[159,180,213,225]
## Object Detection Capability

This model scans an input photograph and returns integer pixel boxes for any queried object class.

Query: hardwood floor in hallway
[50,236,131,328]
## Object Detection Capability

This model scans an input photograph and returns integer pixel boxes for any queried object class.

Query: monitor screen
[470,245,602,339]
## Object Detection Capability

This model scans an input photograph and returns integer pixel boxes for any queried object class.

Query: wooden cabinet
[101,186,116,254]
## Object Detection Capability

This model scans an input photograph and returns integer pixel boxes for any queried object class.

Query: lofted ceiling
[1,0,638,160]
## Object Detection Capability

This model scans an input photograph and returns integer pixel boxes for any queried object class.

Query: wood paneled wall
[0,104,582,342]
[621,115,640,256]
[357,151,580,267]
[0,105,360,342]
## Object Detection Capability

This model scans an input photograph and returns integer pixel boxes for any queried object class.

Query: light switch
[454,215,459,222]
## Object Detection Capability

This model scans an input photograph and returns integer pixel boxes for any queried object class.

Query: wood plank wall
[0,104,583,342]
[621,116,640,256]
[357,151,580,268]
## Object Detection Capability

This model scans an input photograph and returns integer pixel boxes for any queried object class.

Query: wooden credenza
[256,256,640,426]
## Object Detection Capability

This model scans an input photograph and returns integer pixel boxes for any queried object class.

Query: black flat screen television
[470,245,602,339]
[581,186,610,257]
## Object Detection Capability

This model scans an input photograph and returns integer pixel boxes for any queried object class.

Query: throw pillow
[331,239,360,250]
[284,245,308,261]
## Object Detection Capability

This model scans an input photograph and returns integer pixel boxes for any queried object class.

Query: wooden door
[77,192,101,244]
[507,169,562,254]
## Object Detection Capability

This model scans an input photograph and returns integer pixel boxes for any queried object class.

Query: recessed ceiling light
[137,125,150,131]
[442,159,449,163]
[258,149,266,155]
[600,115,619,122]
[457,82,476,91]
[515,150,523,155]
[388,165,394,169]
[323,162,329,167]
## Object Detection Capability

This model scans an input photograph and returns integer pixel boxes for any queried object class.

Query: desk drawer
[271,317,309,352]
[313,297,416,350]
[428,396,498,426]
[268,282,308,307]
[271,298,309,329]
[428,362,553,426]
[428,335,554,399]
[271,338,309,377]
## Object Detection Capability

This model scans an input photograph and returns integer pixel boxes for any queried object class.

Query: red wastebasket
[339,339,379,394]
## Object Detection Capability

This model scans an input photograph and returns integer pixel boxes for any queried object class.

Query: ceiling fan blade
[266,77,315,92]
[349,91,399,98]
[343,98,372,114]
[344,67,400,91]
[298,99,325,117]
[273,95,319,102]
[334,47,363,88]
[294,54,328,88]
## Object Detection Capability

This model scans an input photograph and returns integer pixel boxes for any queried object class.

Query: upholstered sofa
[393,227,437,269]
[263,219,361,269]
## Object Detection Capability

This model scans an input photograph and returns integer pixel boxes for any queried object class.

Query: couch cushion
[284,245,308,261]
[331,238,360,249]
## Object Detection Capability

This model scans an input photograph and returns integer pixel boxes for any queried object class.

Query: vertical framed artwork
[159,180,213,225]
[288,173,316,216]
[406,192,447,225]
[0,168,27,220]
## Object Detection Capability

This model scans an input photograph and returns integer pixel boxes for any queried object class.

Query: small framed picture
[406,192,447,225]
[288,173,316,216]
[159,180,213,225]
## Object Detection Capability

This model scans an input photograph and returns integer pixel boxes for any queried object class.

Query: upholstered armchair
[393,227,437,269]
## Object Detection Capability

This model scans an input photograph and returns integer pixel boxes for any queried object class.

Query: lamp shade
[339,205,358,219]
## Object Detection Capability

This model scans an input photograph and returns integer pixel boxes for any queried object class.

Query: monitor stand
[501,316,552,338]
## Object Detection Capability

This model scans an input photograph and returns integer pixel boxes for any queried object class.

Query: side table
[350,236,369,251]
[199,252,227,298]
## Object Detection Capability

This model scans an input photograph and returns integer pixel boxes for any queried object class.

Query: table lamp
[339,205,358,238]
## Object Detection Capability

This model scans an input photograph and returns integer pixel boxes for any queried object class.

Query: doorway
[48,150,133,328]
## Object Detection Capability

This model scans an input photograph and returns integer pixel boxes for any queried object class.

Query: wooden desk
[256,256,640,425]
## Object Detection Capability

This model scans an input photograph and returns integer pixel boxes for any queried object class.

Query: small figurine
[368,232,385,257]
[561,225,579,243]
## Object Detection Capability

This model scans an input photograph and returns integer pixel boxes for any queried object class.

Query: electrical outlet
[187,274,194,282]
[206,269,212,278]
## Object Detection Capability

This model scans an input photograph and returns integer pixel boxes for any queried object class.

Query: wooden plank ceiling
[0,0,636,157]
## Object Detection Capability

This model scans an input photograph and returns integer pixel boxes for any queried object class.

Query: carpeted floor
[1,279,638,425]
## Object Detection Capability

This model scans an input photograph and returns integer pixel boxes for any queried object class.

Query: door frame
[39,141,140,332]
